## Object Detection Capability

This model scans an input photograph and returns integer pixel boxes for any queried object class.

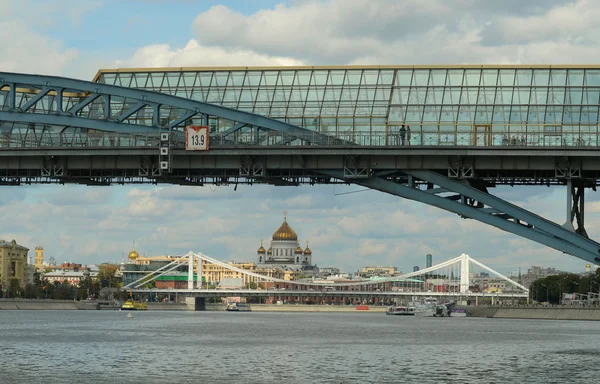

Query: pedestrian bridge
[1,66,600,265]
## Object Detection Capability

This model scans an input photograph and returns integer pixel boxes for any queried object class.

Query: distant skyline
[1,0,599,274]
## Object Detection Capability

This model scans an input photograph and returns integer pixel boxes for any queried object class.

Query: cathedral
[256,212,318,275]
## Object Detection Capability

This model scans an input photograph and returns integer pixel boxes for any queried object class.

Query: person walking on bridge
[400,125,406,146]
[406,126,411,146]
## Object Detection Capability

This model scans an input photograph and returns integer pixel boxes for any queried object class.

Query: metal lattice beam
[0,72,342,145]
[321,169,600,265]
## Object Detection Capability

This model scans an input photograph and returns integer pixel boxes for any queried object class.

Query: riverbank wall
[205,303,387,312]
[466,306,600,321]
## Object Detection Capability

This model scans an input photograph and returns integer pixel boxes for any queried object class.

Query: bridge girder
[0,72,335,144]
[321,169,600,265]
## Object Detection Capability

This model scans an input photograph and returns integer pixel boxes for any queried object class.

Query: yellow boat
[121,300,147,311]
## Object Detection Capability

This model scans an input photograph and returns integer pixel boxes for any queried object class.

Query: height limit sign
[185,126,210,151]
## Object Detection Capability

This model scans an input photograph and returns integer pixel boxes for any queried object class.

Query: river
[1,310,599,383]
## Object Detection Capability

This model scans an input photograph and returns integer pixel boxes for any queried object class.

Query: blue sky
[1,0,599,275]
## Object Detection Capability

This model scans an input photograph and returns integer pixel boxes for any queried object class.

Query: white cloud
[1,0,599,275]
[115,39,305,68]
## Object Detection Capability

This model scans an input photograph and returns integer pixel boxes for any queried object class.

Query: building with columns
[257,213,318,276]
[0,239,29,289]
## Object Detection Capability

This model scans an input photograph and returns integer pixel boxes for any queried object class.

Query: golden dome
[304,241,312,255]
[128,249,139,260]
[295,246,303,254]
[272,215,298,241]
[267,247,273,255]
[257,241,266,254]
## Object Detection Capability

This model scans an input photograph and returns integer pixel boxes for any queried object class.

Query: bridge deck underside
[0,148,598,186]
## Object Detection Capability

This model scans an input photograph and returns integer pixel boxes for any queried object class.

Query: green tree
[7,278,22,298]
[98,264,119,288]
[245,281,258,289]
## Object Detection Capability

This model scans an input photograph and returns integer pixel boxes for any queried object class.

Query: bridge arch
[0,72,334,144]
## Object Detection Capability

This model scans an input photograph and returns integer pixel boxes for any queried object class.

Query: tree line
[2,263,123,300]
[530,269,600,304]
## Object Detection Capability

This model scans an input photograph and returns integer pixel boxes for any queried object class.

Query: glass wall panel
[412,70,429,86]
[422,106,441,122]
[312,71,328,86]
[585,70,600,86]
[580,107,599,124]
[563,107,581,124]
[548,88,565,104]
[516,70,533,86]
[429,70,447,86]
[568,70,584,86]
[495,88,513,104]
[395,70,413,86]
[440,106,458,121]
[464,70,481,86]
[425,88,444,104]
[530,88,548,104]
[329,70,345,85]
[296,71,312,86]
[565,88,583,104]
[363,71,379,85]
[583,89,600,105]
[446,70,464,86]
[407,88,424,104]
[493,106,510,122]
[345,70,362,86]
[481,70,498,86]
[527,106,545,122]
[378,71,394,85]
[499,70,515,86]
[545,106,563,124]
[388,106,406,122]
[405,106,423,122]
[533,70,550,86]
[478,88,496,104]
[474,107,492,123]
[550,70,567,86]
[443,88,461,104]
[278,71,295,86]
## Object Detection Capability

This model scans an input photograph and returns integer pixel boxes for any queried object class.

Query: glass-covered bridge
[93,65,600,148]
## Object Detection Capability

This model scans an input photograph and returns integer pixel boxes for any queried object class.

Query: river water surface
[1,310,599,383]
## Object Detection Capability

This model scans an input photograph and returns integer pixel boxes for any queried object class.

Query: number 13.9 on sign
[185,126,209,151]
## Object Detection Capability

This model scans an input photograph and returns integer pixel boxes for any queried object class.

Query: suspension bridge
[122,251,529,307]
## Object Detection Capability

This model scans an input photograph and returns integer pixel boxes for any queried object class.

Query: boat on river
[387,297,456,317]
[386,305,416,316]
[121,300,147,311]
[226,303,252,312]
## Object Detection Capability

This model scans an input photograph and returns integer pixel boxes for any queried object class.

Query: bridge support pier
[564,179,588,238]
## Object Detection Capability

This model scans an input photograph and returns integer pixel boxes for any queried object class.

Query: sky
[1,0,600,275]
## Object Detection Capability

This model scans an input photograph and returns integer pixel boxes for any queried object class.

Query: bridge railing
[0,129,598,148]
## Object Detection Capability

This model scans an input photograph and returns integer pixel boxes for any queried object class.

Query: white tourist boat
[387,297,456,317]
[385,305,416,316]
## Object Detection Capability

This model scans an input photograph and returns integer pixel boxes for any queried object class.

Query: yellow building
[34,246,44,271]
[202,260,258,287]
[0,239,30,289]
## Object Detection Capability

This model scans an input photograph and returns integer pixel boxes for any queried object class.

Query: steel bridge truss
[0,72,337,145]
[321,169,600,265]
